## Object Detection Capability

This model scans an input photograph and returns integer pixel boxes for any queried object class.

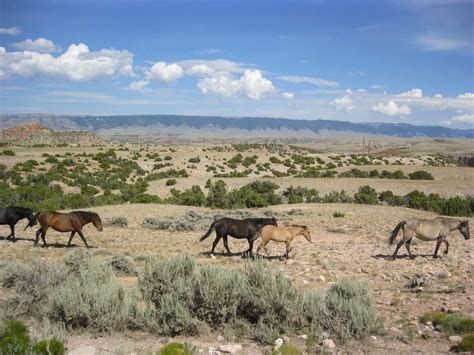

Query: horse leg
[391,239,407,260]
[211,234,223,255]
[245,239,255,258]
[40,230,48,246]
[76,230,89,248]
[405,238,415,259]
[7,224,15,242]
[433,238,442,258]
[67,232,76,246]
[285,241,291,259]
[223,236,232,255]
[34,229,41,245]
[443,239,449,256]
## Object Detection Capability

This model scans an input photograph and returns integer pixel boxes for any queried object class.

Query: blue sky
[0,0,473,128]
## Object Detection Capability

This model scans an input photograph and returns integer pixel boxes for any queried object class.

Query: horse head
[24,209,38,231]
[92,213,104,232]
[460,220,470,240]
[301,225,312,243]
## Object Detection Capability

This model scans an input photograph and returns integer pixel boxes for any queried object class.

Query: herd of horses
[0,205,470,260]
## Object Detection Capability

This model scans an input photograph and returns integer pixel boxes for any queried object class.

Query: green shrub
[272,343,301,355]
[379,190,404,206]
[188,157,200,164]
[0,319,30,355]
[32,338,66,355]
[354,186,378,205]
[421,311,474,334]
[409,170,434,180]
[443,197,471,217]
[159,342,195,355]
[166,179,177,186]
[333,211,345,218]
[456,334,474,352]
[2,150,15,156]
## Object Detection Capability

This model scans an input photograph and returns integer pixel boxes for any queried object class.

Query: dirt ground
[1,203,472,354]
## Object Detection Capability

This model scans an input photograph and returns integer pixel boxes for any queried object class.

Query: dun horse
[200,217,277,257]
[35,211,103,247]
[256,224,312,259]
[388,217,470,260]
[0,206,37,242]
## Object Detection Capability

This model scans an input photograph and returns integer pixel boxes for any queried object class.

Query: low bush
[354,186,378,205]
[166,179,177,186]
[159,342,195,355]
[47,260,137,333]
[109,255,138,276]
[139,256,381,341]
[421,311,474,334]
[32,338,66,355]
[456,334,474,352]
[333,211,345,218]
[103,217,128,228]
[0,319,30,355]
[409,170,434,180]
[272,343,301,355]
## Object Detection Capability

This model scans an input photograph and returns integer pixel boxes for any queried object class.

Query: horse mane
[248,217,275,223]
[72,211,98,220]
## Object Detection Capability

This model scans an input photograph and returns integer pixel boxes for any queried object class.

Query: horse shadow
[200,251,244,258]
[38,243,96,249]
[372,253,435,260]
[199,251,286,261]
[0,236,36,242]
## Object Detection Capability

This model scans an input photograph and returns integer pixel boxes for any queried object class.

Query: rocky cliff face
[0,123,107,146]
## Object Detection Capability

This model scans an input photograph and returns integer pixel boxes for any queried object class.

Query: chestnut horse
[35,211,103,247]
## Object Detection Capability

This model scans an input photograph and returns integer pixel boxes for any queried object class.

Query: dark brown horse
[200,217,277,257]
[35,211,103,247]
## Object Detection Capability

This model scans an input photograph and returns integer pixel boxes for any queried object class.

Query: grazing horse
[256,224,312,259]
[0,206,37,242]
[388,217,470,260]
[200,217,277,257]
[35,211,103,247]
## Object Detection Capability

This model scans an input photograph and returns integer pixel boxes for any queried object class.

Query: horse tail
[200,221,217,242]
[388,221,405,245]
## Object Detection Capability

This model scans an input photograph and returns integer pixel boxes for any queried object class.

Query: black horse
[200,217,277,257]
[0,206,37,242]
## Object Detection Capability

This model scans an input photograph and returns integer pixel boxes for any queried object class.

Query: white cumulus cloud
[13,38,59,53]
[399,88,423,98]
[458,93,474,99]
[0,43,134,81]
[441,114,474,127]
[371,100,411,117]
[147,61,184,83]
[186,64,215,76]
[0,27,21,35]
[282,92,294,100]
[198,69,275,100]
[332,95,354,112]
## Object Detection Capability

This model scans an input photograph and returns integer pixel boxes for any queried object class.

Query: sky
[0,0,473,128]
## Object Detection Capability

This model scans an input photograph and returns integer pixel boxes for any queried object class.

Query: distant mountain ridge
[0,113,473,139]
[0,123,107,146]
